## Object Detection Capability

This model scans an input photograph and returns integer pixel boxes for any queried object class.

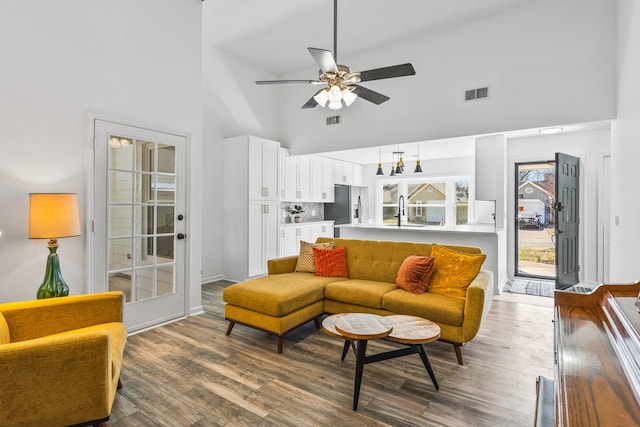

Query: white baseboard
[201,274,224,285]
[190,306,204,316]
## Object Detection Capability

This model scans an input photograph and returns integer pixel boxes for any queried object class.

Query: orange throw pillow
[313,247,348,278]
[428,244,486,301]
[396,255,435,294]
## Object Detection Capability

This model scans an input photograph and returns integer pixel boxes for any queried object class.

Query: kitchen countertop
[335,223,500,235]
[280,220,334,227]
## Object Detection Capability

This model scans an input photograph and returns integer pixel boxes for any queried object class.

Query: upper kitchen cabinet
[334,160,363,186]
[283,155,311,201]
[224,135,280,202]
[312,156,335,202]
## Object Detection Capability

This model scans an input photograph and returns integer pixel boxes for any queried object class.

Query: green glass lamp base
[37,239,69,299]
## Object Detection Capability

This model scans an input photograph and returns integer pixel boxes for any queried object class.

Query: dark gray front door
[555,152,580,289]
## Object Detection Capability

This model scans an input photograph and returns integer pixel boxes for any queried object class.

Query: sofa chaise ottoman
[223,238,493,364]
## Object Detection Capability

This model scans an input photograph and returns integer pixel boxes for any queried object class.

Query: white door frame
[85,111,191,331]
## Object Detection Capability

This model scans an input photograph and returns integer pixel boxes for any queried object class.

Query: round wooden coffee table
[322,313,440,410]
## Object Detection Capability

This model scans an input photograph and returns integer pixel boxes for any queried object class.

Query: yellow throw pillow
[294,241,334,273]
[0,312,10,344]
[428,244,486,301]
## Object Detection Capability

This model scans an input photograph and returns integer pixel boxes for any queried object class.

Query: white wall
[0,0,203,309]
[200,42,281,281]
[507,128,611,285]
[277,0,616,155]
[610,0,640,283]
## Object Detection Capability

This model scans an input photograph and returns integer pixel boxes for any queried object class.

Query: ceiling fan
[255,0,416,110]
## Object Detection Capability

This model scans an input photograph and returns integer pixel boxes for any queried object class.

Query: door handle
[177,233,186,240]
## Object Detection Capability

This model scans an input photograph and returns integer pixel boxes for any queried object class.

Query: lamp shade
[29,193,81,239]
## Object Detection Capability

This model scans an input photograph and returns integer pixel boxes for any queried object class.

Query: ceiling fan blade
[255,79,323,85]
[358,63,416,82]
[308,47,338,74]
[352,85,390,105]
[302,93,320,109]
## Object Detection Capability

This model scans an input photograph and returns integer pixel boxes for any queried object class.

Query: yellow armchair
[0,292,127,427]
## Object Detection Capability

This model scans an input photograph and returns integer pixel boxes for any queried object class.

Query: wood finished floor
[108,282,554,426]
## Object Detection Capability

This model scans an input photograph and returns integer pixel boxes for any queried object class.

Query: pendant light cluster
[376,144,423,176]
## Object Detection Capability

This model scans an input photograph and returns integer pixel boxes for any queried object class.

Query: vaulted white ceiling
[203,0,533,75]
[201,0,610,165]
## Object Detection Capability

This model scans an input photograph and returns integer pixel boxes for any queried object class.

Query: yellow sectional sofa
[223,238,493,364]
[0,292,127,426]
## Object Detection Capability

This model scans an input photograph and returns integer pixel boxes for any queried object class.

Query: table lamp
[29,193,81,299]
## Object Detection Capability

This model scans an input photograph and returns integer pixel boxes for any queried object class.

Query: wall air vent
[326,115,341,125]
[465,87,489,102]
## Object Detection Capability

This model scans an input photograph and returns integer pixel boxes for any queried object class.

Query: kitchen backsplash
[281,202,325,223]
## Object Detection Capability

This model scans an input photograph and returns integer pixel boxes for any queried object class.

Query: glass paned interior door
[107,136,176,303]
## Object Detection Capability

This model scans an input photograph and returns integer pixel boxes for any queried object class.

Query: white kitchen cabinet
[283,156,297,201]
[310,156,335,202]
[223,136,281,282]
[352,163,363,187]
[297,156,311,199]
[279,147,289,200]
[220,135,279,201]
[311,222,334,241]
[320,156,335,202]
[280,224,311,257]
[333,160,362,186]
[283,155,312,201]
[334,160,352,185]
[247,201,280,278]
[311,156,323,202]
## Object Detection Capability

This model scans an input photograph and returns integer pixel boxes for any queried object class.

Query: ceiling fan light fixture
[328,100,342,110]
[327,85,342,103]
[313,89,329,107]
[342,88,357,106]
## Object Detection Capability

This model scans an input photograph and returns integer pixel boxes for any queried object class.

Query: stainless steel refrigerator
[323,185,351,237]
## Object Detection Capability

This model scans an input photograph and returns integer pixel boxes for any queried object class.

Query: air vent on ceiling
[326,115,341,125]
[465,87,489,102]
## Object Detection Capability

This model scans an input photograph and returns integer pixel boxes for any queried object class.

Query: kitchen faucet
[396,195,405,227]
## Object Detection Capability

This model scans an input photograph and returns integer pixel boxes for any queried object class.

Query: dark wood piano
[554,282,640,426]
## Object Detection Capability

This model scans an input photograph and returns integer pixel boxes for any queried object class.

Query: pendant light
[394,148,404,174]
[414,143,423,173]
[390,152,395,176]
[376,147,384,175]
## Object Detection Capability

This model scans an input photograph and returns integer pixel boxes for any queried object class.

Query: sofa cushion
[325,279,398,309]
[428,244,486,301]
[0,312,9,344]
[382,289,465,326]
[295,241,334,273]
[396,255,435,294]
[313,247,348,278]
[223,273,347,317]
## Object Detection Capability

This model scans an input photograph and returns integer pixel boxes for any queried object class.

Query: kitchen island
[337,223,506,294]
